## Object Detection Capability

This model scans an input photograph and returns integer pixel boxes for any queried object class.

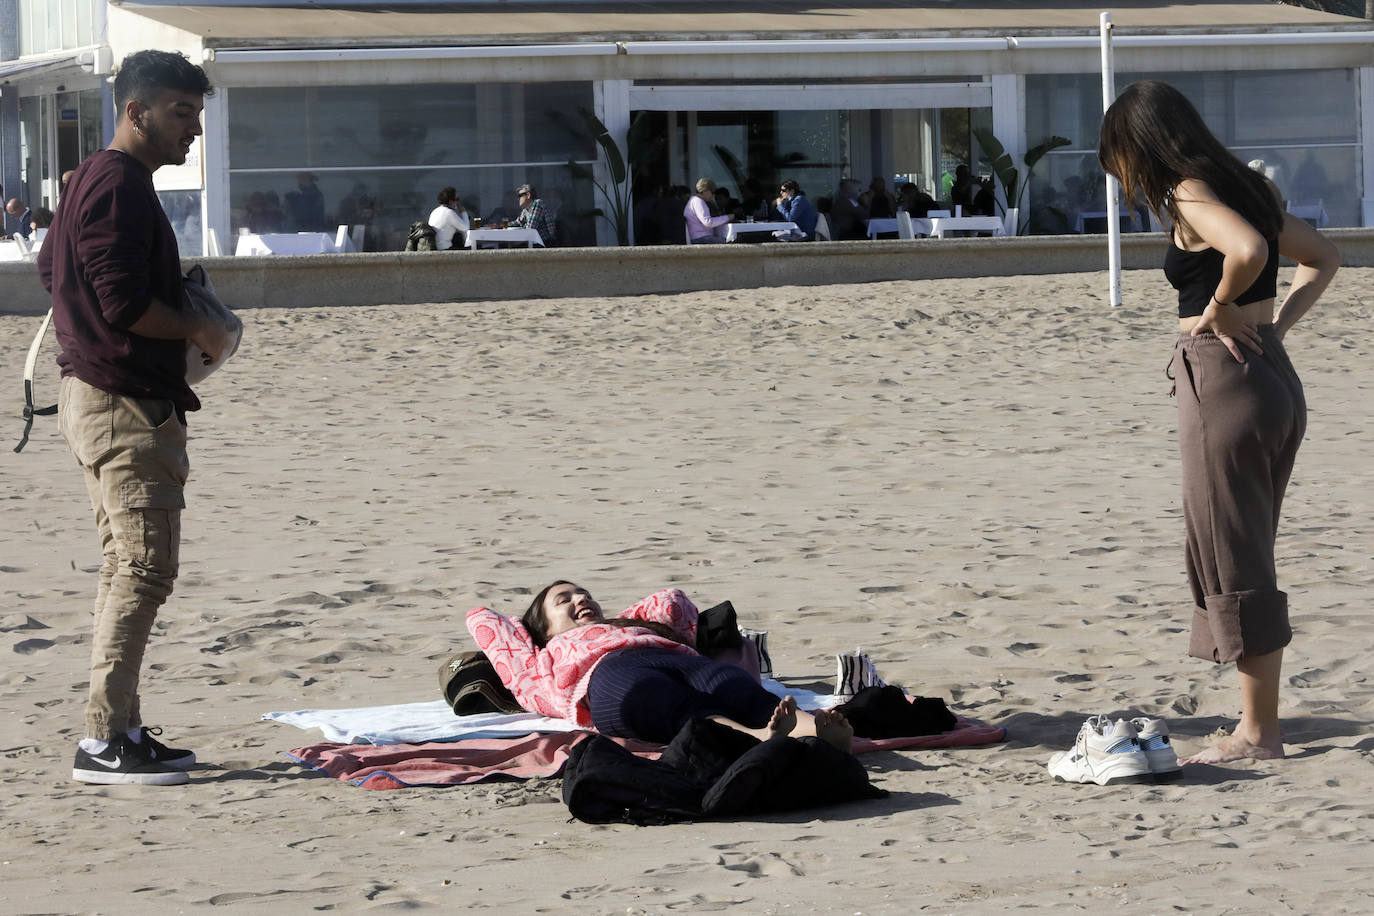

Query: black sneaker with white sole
[137,726,196,770]
[72,735,190,786]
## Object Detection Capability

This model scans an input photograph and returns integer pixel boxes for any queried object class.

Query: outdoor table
[724,220,798,242]
[0,240,27,261]
[928,216,1006,238]
[865,217,936,238]
[466,227,544,248]
[866,218,899,239]
[235,232,339,256]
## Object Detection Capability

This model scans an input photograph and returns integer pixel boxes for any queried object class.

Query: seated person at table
[863,177,895,219]
[949,164,977,214]
[971,178,998,217]
[829,179,870,240]
[713,186,740,221]
[774,179,818,241]
[511,183,557,246]
[428,186,470,250]
[467,581,853,750]
[6,198,32,239]
[684,178,732,243]
[898,182,938,218]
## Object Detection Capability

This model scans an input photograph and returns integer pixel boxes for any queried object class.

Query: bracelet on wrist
[1210,295,1236,308]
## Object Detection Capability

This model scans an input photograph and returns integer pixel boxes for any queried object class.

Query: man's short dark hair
[113,50,214,118]
[781,179,801,194]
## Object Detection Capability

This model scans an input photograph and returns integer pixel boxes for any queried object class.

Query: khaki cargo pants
[59,376,188,740]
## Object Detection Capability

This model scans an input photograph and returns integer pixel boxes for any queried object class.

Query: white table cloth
[866,218,899,238]
[235,232,338,256]
[0,240,28,261]
[866,217,939,238]
[928,216,1006,238]
[724,221,798,242]
[466,227,544,248]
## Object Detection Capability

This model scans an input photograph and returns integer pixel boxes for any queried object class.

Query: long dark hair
[1098,80,1281,240]
[519,580,696,650]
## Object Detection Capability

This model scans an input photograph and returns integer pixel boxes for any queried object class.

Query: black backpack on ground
[562,717,886,825]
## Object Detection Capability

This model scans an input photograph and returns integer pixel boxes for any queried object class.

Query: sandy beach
[2,266,1371,913]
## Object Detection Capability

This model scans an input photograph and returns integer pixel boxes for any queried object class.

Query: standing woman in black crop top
[1098,80,1339,766]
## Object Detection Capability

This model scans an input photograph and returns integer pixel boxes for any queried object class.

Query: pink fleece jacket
[465,588,700,727]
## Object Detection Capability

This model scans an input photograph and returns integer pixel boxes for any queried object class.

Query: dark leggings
[587,648,780,743]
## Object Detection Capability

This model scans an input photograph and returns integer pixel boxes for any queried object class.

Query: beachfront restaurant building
[2,0,1373,254]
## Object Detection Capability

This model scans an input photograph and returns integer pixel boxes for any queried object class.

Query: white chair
[896,211,916,240]
[350,225,365,251]
[205,228,223,256]
[685,225,693,245]
[334,224,351,252]
[814,212,832,241]
[12,234,32,258]
[954,204,963,217]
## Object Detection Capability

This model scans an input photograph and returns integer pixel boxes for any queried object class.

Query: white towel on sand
[263,680,839,746]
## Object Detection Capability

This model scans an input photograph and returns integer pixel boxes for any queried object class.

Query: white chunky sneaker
[1048,715,1152,786]
[1130,717,1183,781]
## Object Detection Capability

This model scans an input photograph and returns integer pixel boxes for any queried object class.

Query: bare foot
[1179,732,1285,765]
[766,696,799,739]
[813,707,854,754]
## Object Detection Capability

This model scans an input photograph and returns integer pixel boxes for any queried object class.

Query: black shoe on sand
[73,735,189,786]
[137,726,196,770]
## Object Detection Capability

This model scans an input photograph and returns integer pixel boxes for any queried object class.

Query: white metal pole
[1101,12,1122,307]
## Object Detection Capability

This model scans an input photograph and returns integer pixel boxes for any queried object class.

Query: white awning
[0,49,107,86]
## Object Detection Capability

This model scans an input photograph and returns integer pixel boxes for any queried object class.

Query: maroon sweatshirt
[38,149,199,414]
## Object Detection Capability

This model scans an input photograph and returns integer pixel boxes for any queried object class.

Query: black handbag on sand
[436,651,524,715]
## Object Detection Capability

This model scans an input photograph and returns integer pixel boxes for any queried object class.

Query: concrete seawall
[5,230,1373,315]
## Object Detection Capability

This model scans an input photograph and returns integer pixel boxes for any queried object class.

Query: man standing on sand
[38,50,233,786]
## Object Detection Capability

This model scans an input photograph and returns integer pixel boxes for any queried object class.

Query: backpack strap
[14,308,57,454]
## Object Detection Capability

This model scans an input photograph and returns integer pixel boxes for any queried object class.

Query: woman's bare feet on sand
[1179,727,1285,765]
[765,696,799,738]
[813,707,855,754]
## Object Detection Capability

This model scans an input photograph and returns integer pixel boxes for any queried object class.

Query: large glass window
[17,0,99,56]
[228,82,599,249]
[1026,69,1360,231]
[159,191,203,261]
[628,105,995,243]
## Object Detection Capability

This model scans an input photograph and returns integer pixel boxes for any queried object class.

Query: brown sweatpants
[1171,326,1305,663]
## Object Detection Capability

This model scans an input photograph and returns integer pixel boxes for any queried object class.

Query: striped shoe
[1130,717,1182,781]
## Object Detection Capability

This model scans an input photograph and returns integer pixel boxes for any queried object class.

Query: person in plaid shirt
[512,183,557,245]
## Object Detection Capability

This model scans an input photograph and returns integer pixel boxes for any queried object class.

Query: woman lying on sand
[466,582,852,752]
[1098,81,1339,764]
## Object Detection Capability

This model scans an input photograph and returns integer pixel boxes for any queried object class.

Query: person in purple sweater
[38,50,234,786]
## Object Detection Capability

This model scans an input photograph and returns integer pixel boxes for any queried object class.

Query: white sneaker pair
[1047,715,1182,786]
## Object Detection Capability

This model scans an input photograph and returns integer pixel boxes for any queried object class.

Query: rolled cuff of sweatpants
[1188,589,1292,663]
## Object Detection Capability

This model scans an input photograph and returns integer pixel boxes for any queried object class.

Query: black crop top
[1163,236,1279,318]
